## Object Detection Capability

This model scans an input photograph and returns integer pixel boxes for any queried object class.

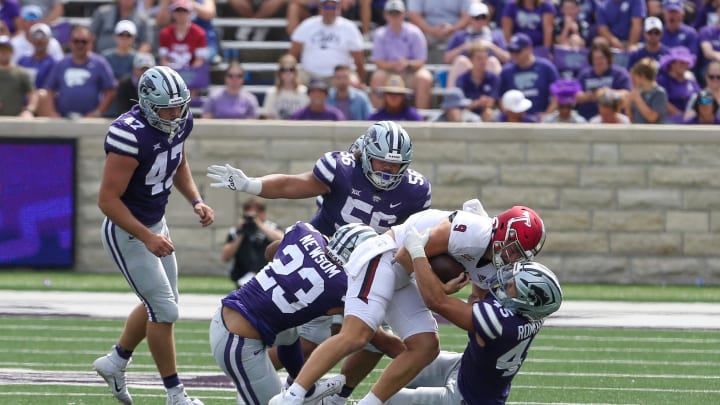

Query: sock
[338,385,354,398]
[277,339,304,378]
[162,373,181,390]
[114,344,133,360]
[358,391,383,405]
[287,382,308,399]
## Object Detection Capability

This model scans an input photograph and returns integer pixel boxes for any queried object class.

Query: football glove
[207,164,262,195]
[404,227,429,260]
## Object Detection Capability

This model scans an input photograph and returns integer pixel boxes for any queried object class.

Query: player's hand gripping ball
[428,254,466,283]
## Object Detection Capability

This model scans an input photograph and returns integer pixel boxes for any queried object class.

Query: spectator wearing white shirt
[10,5,63,63]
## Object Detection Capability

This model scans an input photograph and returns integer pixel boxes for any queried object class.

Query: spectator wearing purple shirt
[657,46,701,123]
[203,63,259,119]
[368,74,424,121]
[502,0,556,50]
[575,42,632,120]
[369,0,433,109]
[455,43,500,121]
[499,33,559,115]
[660,0,699,55]
[596,0,646,50]
[407,0,472,45]
[699,4,720,81]
[0,0,20,34]
[627,17,671,70]
[16,23,56,89]
[290,78,346,121]
[693,0,719,29]
[444,2,508,87]
[41,25,117,118]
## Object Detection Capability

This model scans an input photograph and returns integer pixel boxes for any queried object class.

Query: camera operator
[222,198,284,287]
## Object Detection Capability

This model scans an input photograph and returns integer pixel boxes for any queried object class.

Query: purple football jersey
[221,221,346,345]
[310,151,431,235]
[457,296,544,404]
[103,105,194,225]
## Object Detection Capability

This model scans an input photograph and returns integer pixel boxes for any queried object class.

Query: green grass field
[1,271,719,405]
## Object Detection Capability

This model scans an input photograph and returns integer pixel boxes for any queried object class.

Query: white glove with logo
[404,227,429,260]
[207,164,262,195]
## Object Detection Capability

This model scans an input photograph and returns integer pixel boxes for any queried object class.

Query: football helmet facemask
[360,121,413,191]
[491,206,546,269]
[488,261,563,321]
[326,223,378,267]
[138,66,190,136]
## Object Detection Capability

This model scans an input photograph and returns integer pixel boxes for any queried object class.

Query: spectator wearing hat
[455,42,500,121]
[575,42,632,120]
[501,0,556,50]
[1,0,20,35]
[497,89,535,122]
[596,0,646,50]
[625,57,667,123]
[368,74,424,121]
[660,0,698,56]
[432,87,481,122]
[16,23,56,89]
[156,0,219,63]
[290,0,366,86]
[40,25,117,118]
[684,89,720,124]
[0,35,37,117]
[627,17,671,70]
[203,62,259,119]
[589,88,631,123]
[114,51,154,112]
[369,0,433,109]
[554,0,590,49]
[657,46,700,122]
[407,0,472,45]
[698,4,720,84]
[159,0,208,69]
[327,64,373,120]
[542,79,586,123]
[290,78,346,120]
[444,2,508,87]
[499,32,559,115]
[102,20,139,81]
[19,0,64,26]
[90,0,152,55]
[10,5,63,63]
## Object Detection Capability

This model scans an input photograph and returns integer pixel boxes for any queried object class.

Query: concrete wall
[2,118,719,285]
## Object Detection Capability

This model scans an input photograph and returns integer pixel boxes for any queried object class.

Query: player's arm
[395,220,451,274]
[174,148,214,226]
[404,228,475,332]
[208,163,330,198]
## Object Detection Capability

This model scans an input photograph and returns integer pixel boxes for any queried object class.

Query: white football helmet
[137,66,190,136]
[360,121,413,191]
[488,261,563,321]
[326,223,378,267]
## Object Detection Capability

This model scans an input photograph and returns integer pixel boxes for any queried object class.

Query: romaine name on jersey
[299,234,342,279]
[517,320,543,340]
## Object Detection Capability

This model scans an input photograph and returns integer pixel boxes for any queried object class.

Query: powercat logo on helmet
[384,152,402,161]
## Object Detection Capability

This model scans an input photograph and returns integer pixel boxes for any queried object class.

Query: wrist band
[191,197,203,207]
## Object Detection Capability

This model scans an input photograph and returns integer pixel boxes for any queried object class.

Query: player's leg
[383,352,464,405]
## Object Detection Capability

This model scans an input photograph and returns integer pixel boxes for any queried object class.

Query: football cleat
[319,393,348,405]
[93,351,132,405]
[303,375,346,404]
[166,384,204,405]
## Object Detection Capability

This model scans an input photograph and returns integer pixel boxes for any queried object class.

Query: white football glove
[207,164,262,195]
[404,227,429,260]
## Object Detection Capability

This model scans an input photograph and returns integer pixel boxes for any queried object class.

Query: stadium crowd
[1,0,719,124]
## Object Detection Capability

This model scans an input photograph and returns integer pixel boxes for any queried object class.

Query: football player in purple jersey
[208,120,431,401]
[395,226,562,405]
[210,222,392,405]
[93,66,214,405]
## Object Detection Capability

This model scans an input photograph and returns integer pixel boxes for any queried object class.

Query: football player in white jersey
[270,202,546,405]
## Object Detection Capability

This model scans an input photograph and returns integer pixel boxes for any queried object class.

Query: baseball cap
[385,0,405,12]
[663,0,684,12]
[171,0,193,11]
[133,52,156,69]
[21,5,43,21]
[0,35,12,49]
[508,33,532,52]
[644,16,663,32]
[469,2,490,18]
[308,78,329,92]
[29,23,53,39]
[114,20,137,36]
[502,89,532,113]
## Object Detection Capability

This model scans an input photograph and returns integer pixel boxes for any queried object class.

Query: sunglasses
[646,29,662,35]
[116,32,134,38]
[707,74,720,80]
[279,67,296,72]
[698,97,715,105]
[225,73,244,78]
[473,14,488,20]
[72,39,89,44]
[322,2,338,10]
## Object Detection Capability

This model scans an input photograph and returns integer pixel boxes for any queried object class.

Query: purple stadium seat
[533,46,551,59]
[51,21,72,47]
[553,47,589,77]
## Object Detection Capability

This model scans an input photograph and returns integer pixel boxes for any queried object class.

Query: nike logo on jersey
[390,202,402,208]
[252,348,264,355]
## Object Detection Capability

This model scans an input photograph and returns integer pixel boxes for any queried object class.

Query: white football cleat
[268,390,303,405]
[320,394,348,405]
[166,384,204,405]
[93,351,132,405]
[303,375,346,404]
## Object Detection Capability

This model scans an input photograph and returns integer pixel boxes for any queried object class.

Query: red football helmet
[491,206,546,268]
